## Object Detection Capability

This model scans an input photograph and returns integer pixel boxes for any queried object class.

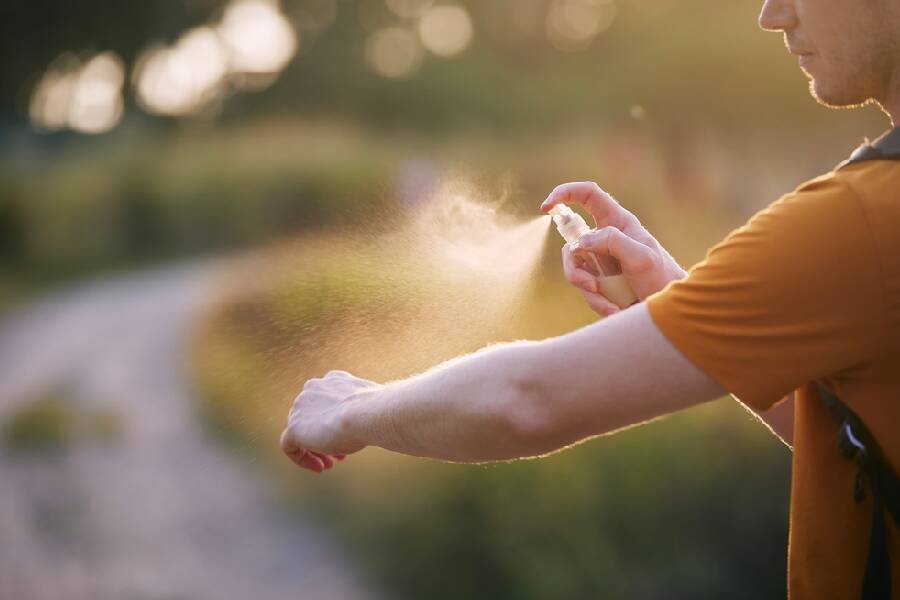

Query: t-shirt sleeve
[645,174,884,412]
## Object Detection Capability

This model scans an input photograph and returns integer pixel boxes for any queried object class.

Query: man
[280,0,900,597]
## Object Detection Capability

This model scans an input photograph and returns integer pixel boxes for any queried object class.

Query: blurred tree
[0,0,224,118]
[0,0,837,135]
[0,188,25,268]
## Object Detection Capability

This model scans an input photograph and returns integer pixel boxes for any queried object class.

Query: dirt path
[0,263,381,600]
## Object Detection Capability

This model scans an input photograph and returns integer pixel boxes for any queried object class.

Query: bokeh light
[133,27,229,117]
[218,0,298,74]
[365,27,424,78]
[134,0,298,117]
[29,51,125,134]
[417,4,473,57]
[546,0,617,52]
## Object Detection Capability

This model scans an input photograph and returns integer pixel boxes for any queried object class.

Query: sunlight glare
[218,0,298,74]
[29,59,78,131]
[546,0,616,52]
[68,53,125,134]
[365,27,424,78]
[134,27,229,117]
[29,51,125,134]
[417,5,473,57]
[133,0,297,117]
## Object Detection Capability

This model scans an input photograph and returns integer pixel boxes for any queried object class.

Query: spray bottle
[549,204,638,309]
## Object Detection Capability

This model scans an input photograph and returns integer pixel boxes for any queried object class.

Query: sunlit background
[0,1,890,598]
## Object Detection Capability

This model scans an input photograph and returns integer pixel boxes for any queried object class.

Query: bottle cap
[549,204,590,245]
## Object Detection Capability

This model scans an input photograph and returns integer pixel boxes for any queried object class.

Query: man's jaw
[882,70,900,125]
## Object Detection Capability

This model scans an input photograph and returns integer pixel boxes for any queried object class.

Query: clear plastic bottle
[549,204,638,309]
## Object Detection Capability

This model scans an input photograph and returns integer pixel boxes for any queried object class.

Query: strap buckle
[839,420,869,460]
[838,420,871,503]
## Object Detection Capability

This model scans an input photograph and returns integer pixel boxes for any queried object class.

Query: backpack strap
[815,381,900,600]
[837,126,900,169]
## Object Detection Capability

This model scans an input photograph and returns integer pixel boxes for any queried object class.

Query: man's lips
[788,46,815,68]
[786,37,814,55]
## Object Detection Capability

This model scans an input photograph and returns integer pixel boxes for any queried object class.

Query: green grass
[2,392,78,455]
[2,389,124,456]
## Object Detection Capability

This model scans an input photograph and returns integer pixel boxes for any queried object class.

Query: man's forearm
[337,341,553,463]
[335,304,726,464]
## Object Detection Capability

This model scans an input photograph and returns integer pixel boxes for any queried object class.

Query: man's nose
[758,0,798,31]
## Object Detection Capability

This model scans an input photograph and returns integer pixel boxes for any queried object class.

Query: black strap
[837,126,900,169]
[816,381,900,600]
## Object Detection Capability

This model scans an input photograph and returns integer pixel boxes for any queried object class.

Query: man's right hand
[541,182,688,317]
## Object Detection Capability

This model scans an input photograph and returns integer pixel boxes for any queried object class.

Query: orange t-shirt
[645,131,900,599]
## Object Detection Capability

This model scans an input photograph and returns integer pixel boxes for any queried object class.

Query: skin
[281,0,900,473]
[758,0,900,123]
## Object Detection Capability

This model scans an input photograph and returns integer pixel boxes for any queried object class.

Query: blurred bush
[0,122,393,294]
[2,392,77,455]
[1,389,125,455]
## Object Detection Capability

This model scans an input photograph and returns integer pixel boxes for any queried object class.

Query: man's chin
[808,79,873,110]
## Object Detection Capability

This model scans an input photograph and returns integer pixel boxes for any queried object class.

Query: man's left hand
[280,370,380,473]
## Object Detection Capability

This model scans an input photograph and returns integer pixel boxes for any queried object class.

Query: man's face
[759,0,899,109]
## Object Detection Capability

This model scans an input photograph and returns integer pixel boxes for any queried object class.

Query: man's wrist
[336,387,390,453]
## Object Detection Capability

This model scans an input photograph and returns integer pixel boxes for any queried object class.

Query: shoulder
[803,160,900,209]
[830,160,900,221]
[653,166,880,314]
[709,169,869,268]
[644,168,885,412]
[758,170,860,224]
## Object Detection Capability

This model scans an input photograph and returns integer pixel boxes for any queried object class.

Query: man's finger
[285,448,310,469]
[562,244,599,293]
[580,288,621,317]
[542,182,636,231]
[299,452,326,473]
[311,452,335,469]
[577,227,655,276]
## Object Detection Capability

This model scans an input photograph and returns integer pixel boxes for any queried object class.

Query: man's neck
[884,69,900,127]
[886,99,898,128]
[878,97,897,128]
